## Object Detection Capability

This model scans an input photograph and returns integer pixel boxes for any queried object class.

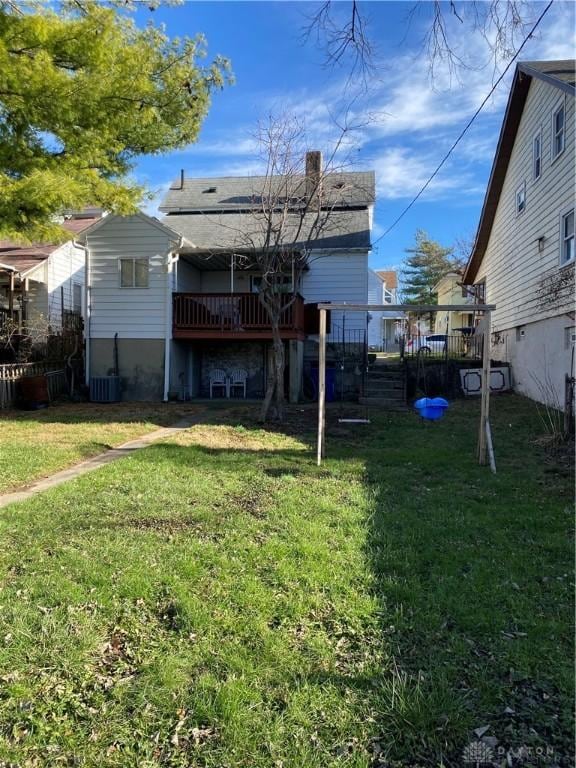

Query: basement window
[565,327,576,350]
[120,257,149,288]
[516,326,526,341]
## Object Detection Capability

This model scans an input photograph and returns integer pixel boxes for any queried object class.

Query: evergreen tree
[0,1,232,241]
[401,229,459,306]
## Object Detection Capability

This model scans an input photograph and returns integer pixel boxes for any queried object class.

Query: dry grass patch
[0,401,203,492]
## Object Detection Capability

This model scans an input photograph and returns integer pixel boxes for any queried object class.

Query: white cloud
[372,146,484,200]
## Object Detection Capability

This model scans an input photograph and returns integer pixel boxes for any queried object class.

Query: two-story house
[80,154,374,401]
[463,60,575,408]
[367,269,402,350]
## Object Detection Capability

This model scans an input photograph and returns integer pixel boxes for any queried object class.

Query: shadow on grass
[92,398,573,766]
[3,397,573,767]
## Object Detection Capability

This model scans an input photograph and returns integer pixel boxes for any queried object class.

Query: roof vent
[204,186,217,193]
[333,182,345,189]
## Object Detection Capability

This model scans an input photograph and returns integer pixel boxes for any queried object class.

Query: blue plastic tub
[414,397,449,421]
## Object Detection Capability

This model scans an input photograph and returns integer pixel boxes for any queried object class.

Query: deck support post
[317,308,327,466]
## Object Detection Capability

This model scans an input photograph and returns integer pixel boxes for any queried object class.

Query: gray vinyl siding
[476,77,575,332]
[46,242,85,328]
[85,215,176,339]
[26,263,49,326]
[175,260,201,291]
[302,250,369,331]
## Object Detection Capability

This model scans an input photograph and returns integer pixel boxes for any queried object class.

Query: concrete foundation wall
[198,342,268,398]
[90,338,165,401]
[491,314,575,409]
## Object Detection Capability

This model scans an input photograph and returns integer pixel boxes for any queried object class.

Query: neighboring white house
[79,154,374,401]
[0,213,97,335]
[463,60,575,408]
[367,269,403,350]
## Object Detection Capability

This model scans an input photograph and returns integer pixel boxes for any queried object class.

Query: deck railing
[173,292,305,334]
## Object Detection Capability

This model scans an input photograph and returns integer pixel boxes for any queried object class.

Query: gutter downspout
[73,239,89,385]
[163,240,182,402]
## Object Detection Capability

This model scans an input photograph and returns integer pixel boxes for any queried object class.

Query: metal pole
[317,308,327,466]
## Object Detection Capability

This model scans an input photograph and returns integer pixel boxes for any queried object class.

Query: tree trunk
[259,321,285,422]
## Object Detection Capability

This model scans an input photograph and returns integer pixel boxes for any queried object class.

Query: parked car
[406,334,447,355]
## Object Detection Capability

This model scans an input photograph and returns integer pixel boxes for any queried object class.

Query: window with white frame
[515,182,526,215]
[552,101,565,160]
[560,209,574,265]
[532,129,542,180]
[119,257,149,288]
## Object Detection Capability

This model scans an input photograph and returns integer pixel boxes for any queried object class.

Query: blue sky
[134,1,575,273]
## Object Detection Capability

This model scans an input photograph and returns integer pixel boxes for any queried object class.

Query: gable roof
[76,212,189,246]
[0,218,98,277]
[160,171,375,213]
[463,59,575,284]
[375,270,398,289]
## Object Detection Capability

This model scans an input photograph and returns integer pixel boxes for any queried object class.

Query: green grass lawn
[0,396,572,767]
[0,402,201,493]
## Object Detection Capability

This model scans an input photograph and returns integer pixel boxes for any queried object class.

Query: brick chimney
[305,150,322,203]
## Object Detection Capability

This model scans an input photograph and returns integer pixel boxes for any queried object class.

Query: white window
[120,258,149,288]
[532,129,542,180]
[551,101,565,160]
[560,209,575,265]
[515,182,526,215]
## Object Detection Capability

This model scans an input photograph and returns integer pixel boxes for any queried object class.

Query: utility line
[372,0,554,246]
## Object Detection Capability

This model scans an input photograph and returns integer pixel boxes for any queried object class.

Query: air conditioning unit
[460,367,511,396]
[90,376,121,403]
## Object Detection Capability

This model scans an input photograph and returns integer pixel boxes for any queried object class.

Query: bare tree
[204,114,371,422]
[303,0,541,85]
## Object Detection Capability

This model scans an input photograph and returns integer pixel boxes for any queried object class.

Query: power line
[372,0,554,247]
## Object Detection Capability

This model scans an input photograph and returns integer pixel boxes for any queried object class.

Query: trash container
[310,366,336,402]
[18,374,49,409]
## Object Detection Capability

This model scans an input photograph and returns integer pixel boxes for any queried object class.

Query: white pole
[317,308,327,466]
[230,253,234,294]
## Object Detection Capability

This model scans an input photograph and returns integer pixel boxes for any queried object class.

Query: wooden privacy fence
[0,363,68,409]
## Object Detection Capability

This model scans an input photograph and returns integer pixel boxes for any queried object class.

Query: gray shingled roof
[165,208,371,251]
[159,171,375,213]
[519,60,575,90]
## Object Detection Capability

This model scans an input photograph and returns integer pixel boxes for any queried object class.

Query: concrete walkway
[0,413,205,510]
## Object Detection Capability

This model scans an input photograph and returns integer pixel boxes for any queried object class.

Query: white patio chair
[209,368,228,399]
[229,368,247,399]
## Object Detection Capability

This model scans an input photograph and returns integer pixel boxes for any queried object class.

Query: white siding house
[0,217,90,335]
[78,157,374,402]
[367,269,402,350]
[464,60,575,409]
[80,214,183,401]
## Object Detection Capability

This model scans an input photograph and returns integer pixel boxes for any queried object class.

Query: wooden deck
[172,292,307,341]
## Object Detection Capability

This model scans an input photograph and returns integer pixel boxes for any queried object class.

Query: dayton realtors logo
[462,741,494,767]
